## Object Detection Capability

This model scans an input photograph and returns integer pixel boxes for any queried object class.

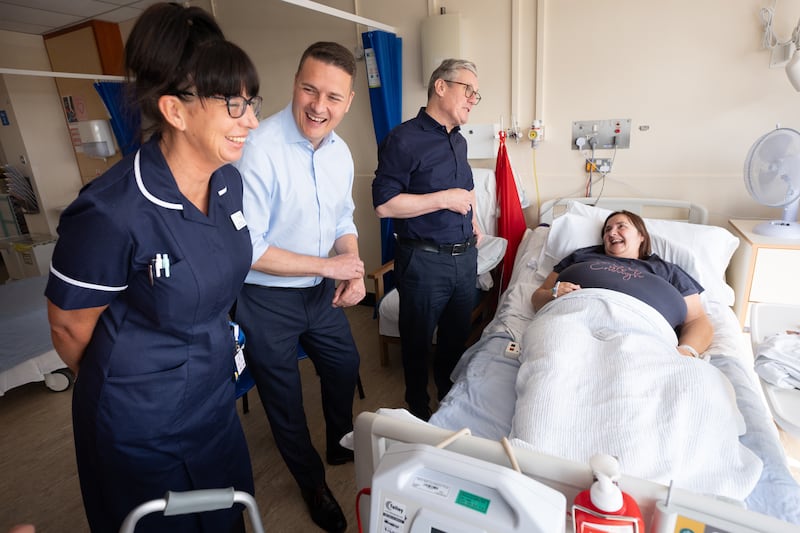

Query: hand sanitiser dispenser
[368,442,566,532]
[76,119,116,158]
[572,454,645,533]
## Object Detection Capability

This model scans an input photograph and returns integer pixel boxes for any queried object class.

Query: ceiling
[0,0,163,35]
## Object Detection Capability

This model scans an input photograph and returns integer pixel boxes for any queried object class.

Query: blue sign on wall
[0,110,9,126]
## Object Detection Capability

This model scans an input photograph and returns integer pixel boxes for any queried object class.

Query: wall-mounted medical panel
[571,119,631,150]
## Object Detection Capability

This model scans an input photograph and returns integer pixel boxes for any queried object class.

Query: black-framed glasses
[177,91,262,118]
[444,80,482,104]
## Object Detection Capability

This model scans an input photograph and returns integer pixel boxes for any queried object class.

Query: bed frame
[353,197,798,532]
[353,412,793,532]
[539,197,708,225]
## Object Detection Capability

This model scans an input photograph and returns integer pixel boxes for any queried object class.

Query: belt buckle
[450,242,467,255]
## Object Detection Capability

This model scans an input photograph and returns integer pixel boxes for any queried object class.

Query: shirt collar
[417,107,461,135]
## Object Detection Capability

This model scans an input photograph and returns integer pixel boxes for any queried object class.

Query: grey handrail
[119,488,264,533]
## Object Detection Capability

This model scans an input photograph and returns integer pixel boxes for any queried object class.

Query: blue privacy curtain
[361,30,402,289]
[94,81,140,156]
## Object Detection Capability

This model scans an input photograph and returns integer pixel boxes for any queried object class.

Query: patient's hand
[332,277,366,308]
[558,281,581,296]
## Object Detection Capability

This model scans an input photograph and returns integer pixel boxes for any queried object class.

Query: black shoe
[300,483,347,533]
[326,443,354,465]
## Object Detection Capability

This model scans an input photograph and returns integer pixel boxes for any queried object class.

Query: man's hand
[323,253,364,281]
[444,188,474,215]
[473,220,484,247]
[332,277,366,308]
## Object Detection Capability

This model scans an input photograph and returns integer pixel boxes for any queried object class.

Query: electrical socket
[585,158,612,173]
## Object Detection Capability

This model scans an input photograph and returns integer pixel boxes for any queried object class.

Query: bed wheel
[44,368,74,393]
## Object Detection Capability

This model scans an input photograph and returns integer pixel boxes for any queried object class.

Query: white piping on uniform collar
[134,149,184,210]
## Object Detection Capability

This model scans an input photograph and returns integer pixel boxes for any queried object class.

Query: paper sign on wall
[364,48,381,89]
[74,95,88,121]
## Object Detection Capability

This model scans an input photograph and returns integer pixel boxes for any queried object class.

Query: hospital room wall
[0,30,84,237]
[513,0,800,228]
[216,0,800,274]
[2,1,798,276]
[214,0,424,277]
[214,0,533,276]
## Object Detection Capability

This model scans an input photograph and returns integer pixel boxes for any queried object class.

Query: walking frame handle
[119,487,265,533]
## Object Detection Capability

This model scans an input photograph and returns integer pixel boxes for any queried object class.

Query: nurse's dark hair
[296,42,356,81]
[124,2,259,140]
[602,210,652,259]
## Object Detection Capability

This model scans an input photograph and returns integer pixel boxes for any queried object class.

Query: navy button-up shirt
[372,108,474,245]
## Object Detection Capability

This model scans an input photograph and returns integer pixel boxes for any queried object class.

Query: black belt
[397,236,477,255]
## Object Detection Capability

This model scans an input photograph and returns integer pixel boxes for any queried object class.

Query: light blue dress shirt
[235,103,357,288]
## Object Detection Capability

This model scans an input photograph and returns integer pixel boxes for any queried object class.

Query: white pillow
[476,234,507,276]
[541,204,738,305]
[537,212,601,279]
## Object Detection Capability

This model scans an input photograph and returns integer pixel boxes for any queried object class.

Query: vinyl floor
[2,301,799,532]
[0,303,416,533]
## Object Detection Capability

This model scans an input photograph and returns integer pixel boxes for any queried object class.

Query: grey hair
[426,59,478,99]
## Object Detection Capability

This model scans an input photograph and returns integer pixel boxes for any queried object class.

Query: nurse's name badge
[230,210,247,230]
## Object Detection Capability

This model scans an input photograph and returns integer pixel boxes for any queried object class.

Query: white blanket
[509,289,762,501]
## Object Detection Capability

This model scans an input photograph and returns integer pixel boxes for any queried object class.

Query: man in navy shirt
[372,59,482,420]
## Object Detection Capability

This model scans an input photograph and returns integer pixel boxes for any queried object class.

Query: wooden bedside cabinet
[727,219,800,329]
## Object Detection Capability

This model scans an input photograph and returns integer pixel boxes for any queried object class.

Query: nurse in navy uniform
[44,4,262,532]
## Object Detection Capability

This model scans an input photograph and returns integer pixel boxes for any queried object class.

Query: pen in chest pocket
[149,253,172,285]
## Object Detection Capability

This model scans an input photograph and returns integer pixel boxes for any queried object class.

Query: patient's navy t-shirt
[553,245,704,328]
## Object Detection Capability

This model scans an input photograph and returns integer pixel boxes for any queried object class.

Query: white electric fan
[743,127,800,238]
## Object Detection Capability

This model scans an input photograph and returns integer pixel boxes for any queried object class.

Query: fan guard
[743,127,800,238]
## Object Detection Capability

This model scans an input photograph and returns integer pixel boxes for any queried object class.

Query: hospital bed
[353,197,800,530]
[0,275,71,396]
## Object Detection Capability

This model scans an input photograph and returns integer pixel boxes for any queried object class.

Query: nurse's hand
[332,277,365,308]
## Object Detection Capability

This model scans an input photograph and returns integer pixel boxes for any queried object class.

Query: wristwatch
[551,281,560,299]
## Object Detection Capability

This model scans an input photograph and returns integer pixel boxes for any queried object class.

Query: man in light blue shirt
[234,42,364,533]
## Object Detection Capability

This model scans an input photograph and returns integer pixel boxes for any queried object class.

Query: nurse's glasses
[176,91,263,119]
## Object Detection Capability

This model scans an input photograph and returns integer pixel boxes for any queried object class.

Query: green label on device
[455,490,490,514]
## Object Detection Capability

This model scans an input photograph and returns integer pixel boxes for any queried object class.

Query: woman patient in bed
[531,210,713,358]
